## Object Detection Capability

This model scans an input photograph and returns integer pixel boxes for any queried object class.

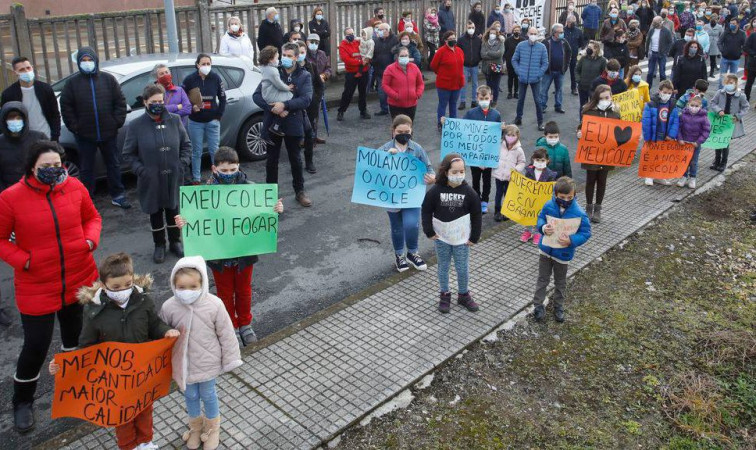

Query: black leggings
[506,61,519,93]
[150,208,180,245]
[710,54,718,74]
[585,168,610,205]
[471,167,492,202]
[426,43,437,70]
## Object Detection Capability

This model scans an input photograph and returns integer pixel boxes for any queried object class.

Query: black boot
[152,227,166,263]
[719,148,729,171]
[167,225,184,258]
[711,149,722,170]
[0,308,12,326]
[13,380,36,433]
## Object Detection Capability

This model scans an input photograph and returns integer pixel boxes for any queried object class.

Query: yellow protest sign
[613,89,643,122]
[501,170,555,226]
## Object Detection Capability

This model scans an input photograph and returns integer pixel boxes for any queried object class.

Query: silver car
[51,53,268,175]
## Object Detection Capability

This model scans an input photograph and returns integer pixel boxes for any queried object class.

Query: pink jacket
[159,256,242,390]
[493,141,526,181]
[382,61,425,108]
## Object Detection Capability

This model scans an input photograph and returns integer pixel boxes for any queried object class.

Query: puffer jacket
[0,102,48,191]
[339,38,365,73]
[77,274,171,347]
[492,140,526,181]
[480,36,506,76]
[582,3,603,29]
[677,108,711,144]
[430,44,465,90]
[219,32,255,59]
[511,40,549,84]
[709,89,750,138]
[1,79,61,141]
[159,256,242,391]
[382,61,425,108]
[672,48,708,95]
[641,93,680,141]
[535,136,572,178]
[0,175,101,315]
[60,46,127,142]
[537,198,592,262]
[718,28,746,59]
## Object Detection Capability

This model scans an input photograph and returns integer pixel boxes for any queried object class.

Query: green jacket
[535,136,572,178]
[78,274,171,347]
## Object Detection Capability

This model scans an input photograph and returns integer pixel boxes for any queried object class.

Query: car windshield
[51,69,123,93]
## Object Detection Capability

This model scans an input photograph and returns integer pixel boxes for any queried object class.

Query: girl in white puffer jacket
[492,124,526,222]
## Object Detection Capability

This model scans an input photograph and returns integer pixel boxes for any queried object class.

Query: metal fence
[552,0,610,29]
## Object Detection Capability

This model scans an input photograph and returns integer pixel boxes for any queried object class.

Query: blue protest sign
[440,118,501,168]
[351,147,428,208]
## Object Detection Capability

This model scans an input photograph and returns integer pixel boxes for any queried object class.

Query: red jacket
[431,45,466,91]
[0,175,101,315]
[382,62,425,108]
[339,39,366,73]
[398,19,418,33]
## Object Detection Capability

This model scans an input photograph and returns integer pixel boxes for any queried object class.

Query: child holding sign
[49,253,180,450]
[532,177,592,322]
[676,96,711,189]
[462,85,502,214]
[520,148,558,245]
[493,125,526,222]
[641,80,680,186]
[421,154,482,313]
[159,256,242,450]
[709,74,750,171]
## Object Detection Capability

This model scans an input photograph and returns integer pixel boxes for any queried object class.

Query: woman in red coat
[382,46,426,120]
[431,30,466,130]
[0,141,101,432]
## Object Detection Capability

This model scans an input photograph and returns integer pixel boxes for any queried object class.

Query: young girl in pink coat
[493,124,526,222]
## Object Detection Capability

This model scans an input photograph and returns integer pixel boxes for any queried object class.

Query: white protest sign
[432,214,471,246]
[541,215,581,249]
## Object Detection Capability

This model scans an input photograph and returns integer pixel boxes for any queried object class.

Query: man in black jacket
[60,46,130,208]
[257,7,284,57]
[540,23,572,114]
[1,57,60,141]
[458,20,483,109]
[718,17,746,89]
[372,23,399,116]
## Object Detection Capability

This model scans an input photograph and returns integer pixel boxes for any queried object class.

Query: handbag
[490,63,504,73]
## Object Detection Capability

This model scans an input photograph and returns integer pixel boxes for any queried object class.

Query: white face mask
[230,24,240,32]
[529,34,539,42]
[406,26,414,33]
[199,65,212,76]
[659,93,672,102]
[105,287,132,304]
[176,289,202,305]
[467,28,475,35]
[598,99,612,110]
[401,40,410,46]
[688,106,701,114]
[448,174,465,185]
[489,33,497,40]
[294,26,301,32]
[478,100,490,109]
[546,137,559,146]
[534,161,548,169]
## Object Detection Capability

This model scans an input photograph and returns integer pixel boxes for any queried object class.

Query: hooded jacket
[537,198,592,262]
[77,274,171,347]
[0,174,101,315]
[0,102,48,191]
[678,107,712,144]
[492,140,526,181]
[582,3,603,29]
[59,47,127,142]
[438,4,456,34]
[159,256,242,390]
[219,31,255,59]
[642,93,680,141]
[283,19,304,43]
[1,79,61,141]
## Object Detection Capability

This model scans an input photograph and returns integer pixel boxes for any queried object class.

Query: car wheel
[63,148,80,178]
[236,115,267,161]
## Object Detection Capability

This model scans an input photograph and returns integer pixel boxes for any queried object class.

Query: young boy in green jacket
[535,121,572,178]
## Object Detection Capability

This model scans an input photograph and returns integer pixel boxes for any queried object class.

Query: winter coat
[309,18,331,55]
[430,45,466,91]
[709,89,750,138]
[257,19,284,52]
[0,102,48,191]
[636,7,656,32]
[600,18,628,42]
[603,41,630,68]
[492,141,526,181]
[487,10,506,28]
[305,49,331,100]
[423,17,441,47]
[627,28,645,59]
[282,19,304,44]
[627,80,652,104]
[564,25,585,60]
[559,9,582,27]
[582,3,603,29]
[77,274,171,348]
[339,38,365,73]
[590,73,628,94]
[0,175,101,315]
[678,108,711,144]
[253,65,312,139]
[469,10,486,36]
[694,30,711,53]
[391,41,423,69]
[718,28,746,59]
[580,107,621,171]
[182,70,227,123]
[536,198,592,262]
[524,165,558,182]
[159,256,242,390]
[382,62,425,108]
[1,80,61,141]
[504,35,526,67]
[679,11,696,31]
[480,36,506,76]
[219,32,255,60]
[641,93,681,141]
[745,32,756,69]
[535,136,573,178]
[462,106,501,123]
[576,56,607,91]
[122,110,191,215]
[421,182,482,243]
[458,34,483,67]
[398,19,418,34]
[501,11,516,34]
[672,51,708,95]
[544,38,573,74]
[438,5,456,34]
[645,26,674,55]
[705,23,724,56]
[162,84,191,128]
[373,35,400,76]
[60,47,127,142]
[669,38,687,61]
[511,40,549,84]
[675,88,708,109]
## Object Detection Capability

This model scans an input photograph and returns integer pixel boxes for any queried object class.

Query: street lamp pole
[165,0,179,53]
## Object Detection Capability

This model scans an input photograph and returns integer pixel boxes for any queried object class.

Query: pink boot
[533,233,542,245]
[519,230,533,242]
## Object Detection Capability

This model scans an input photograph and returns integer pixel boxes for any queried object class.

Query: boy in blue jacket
[641,79,680,186]
[462,86,502,214]
[533,177,591,322]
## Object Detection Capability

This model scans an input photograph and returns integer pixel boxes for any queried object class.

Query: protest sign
[613,90,643,122]
[509,0,546,28]
[637,141,695,179]
[575,115,642,167]
[702,111,734,150]
[351,147,427,208]
[432,214,471,246]
[541,216,582,249]
[501,170,555,226]
[180,184,278,261]
[440,118,501,168]
[52,338,175,427]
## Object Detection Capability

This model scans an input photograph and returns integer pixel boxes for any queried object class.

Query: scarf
[627,27,641,40]
[426,12,439,26]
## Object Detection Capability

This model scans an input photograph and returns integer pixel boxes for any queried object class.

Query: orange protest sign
[575,115,642,167]
[52,338,175,427]
[637,141,695,179]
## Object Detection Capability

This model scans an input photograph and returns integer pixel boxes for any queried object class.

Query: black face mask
[447,40,457,47]
[586,47,594,56]
[377,14,384,19]
[346,35,355,42]
[513,32,520,38]
[555,197,573,209]
[147,103,165,116]
[395,133,412,145]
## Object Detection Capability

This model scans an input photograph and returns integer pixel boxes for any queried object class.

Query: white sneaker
[676,177,687,187]
[688,178,696,189]
[644,178,654,186]
[137,443,159,450]
[659,178,672,186]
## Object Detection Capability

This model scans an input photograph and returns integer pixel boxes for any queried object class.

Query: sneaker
[537,123,545,131]
[533,305,545,322]
[295,191,312,207]
[519,230,533,242]
[658,178,672,186]
[688,178,696,189]
[0,308,12,326]
[138,442,159,450]
[406,253,427,271]
[457,292,479,312]
[234,329,243,348]
[554,307,565,323]
[676,177,688,187]
[395,254,409,272]
[239,325,257,345]
[644,177,654,186]
[438,291,451,313]
[555,108,566,113]
[458,103,466,110]
[533,233,542,245]
[494,212,503,222]
[375,110,389,116]
[111,196,132,209]
[481,201,488,214]
[360,111,372,119]
[514,117,522,125]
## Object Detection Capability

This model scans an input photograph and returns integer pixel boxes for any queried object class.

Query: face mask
[725,83,736,92]
[448,174,465,185]
[377,30,385,38]
[316,14,324,20]
[546,137,559,146]
[294,26,301,32]
[730,24,737,30]
[6,119,23,133]
[505,135,518,144]
[505,8,511,13]
[711,20,717,26]
[478,100,490,109]
[688,47,698,55]
[586,47,594,56]
[158,73,173,88]
[489,33,497,40]
[147,103,164,116]
[522,25,530,31]
[513,32,521,38]
[555,197,573,209]
[598,99,612,110]
[175,289,202,305]
[610,13,619,18]
[630,25,637,30]
[346,34,355,42]
[19,71,34,83]
[80,60,96,73]
[632,74,642,83]
[706,10,711,14]
[298,53,306,63]
[697,12,704,17]
[568,5,575,10]
[533,161,547,169]
[378,14,385,19]
[684,35,693,41]
[558,32,565,39]
[308,43,319,51]
[281,57,294,68]
[274,14,280,22]
[230,24,240,33]
[395,133,412,144]
[529,34,539,42]
[696,25,703,30]
[199,65,211,75]
[401,39,410,46]
[406,26,414,33]
[105,287,132,304]
[215,170,238,184]
[398,56,410,65]
[608,71,619,79]
[447,40,457,47]
[495,9,501,13]
[659,93,672,102]
[688,106,701,114]
[36,166,66,185]
[661,13,667,18]
[467,28,475,35]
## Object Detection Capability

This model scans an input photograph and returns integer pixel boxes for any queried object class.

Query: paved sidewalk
[47,112,755,449]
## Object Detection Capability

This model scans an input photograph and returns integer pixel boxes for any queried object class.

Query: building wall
[0,0,196,18]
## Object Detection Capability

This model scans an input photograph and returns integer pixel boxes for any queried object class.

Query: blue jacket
[581,4,602,29]
[537,198,592,262]
[487,11,505,28]
[462,106,502,123]
[564,25,585,60]
[641,93,680,141]
[512,40,549,84]
[253,65,312,139]
[438,5,456,34]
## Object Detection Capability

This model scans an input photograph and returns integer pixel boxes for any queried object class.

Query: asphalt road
[0,81,587,447]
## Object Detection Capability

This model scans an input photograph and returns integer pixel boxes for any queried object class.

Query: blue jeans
[459,66,479,104]
[685,143,701,178]
[435,240,470,293]
[185,379,219,419]
[494,179,509,214]
[376,74,389,113]
[516,81,543,123]
[437,88,461,124]
[646,51,667,88]
[74,136,125,199]
[187,119,220,181]
[539,70,564,109]
[387,208,420,255]
[719,58,740,88]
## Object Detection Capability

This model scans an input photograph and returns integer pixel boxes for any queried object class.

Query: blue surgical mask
[308,43,319,51]
[730,24,737,30]
[377,29,385,38]
[632,74,642,83]
[79,60,96,73]
[316,14,323,20]
[297,53,306,62]
[6,119,23,133]
[558,32,565,39]
[274,14,280,22]
[725,83,736,92]
[610,13,618,18]
[281,56,294,68]
[19,71,34,83]
[696,25,703,30]
[398,56,410,65]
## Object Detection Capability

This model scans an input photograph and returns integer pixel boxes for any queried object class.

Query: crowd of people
[0,1,753,449]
